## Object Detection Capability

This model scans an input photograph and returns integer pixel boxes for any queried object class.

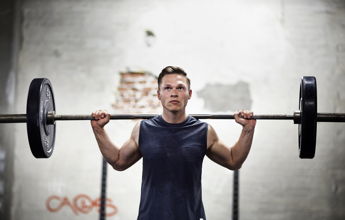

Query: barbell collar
[294,111,301,124]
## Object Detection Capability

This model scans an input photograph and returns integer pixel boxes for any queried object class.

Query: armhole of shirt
[204,122,209,153]
[137,120,144,153]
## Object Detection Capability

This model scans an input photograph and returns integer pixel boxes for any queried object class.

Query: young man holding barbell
[91,66,256,220]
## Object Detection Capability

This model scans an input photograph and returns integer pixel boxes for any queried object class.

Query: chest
[139,126,207,161]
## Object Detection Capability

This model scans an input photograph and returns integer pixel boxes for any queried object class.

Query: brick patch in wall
[112,71,161,113]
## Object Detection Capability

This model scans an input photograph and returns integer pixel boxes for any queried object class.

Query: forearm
[231,126,255,168]
[92,126,119,166]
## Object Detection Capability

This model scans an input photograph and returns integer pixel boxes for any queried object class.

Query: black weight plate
[298,76,317,159]
[26,78,56,158]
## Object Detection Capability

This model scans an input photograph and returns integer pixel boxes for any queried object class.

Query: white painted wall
[11,0,345,219]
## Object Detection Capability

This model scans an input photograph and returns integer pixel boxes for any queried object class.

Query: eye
[164,86,172,91]
[177,86,185,91]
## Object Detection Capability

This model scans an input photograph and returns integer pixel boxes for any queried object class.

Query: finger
[93,111,98,120]
[241,112,248,119]
[91,112,100,121]
[95,110,103,120]
[238,110,244,118]
[241,111,253,119]
[99,110,106,118]
[234,111,241,120]
[244,112,251,119]
[103,110,110,119]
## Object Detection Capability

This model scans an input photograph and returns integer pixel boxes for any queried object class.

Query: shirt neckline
[157,115,192,127]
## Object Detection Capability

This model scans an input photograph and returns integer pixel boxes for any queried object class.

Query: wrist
[242,125,255,133]
[92,125,105,133]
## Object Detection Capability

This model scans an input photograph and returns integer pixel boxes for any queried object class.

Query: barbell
[0,77,344,159]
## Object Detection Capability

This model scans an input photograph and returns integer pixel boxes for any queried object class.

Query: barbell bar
[2,112,345,123]
[0,77,344,159]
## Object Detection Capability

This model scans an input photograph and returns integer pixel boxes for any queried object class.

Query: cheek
[158,92,168,101]
[157,91,163,100]
[184,92,191,99]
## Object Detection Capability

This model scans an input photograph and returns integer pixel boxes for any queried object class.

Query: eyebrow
[162,83,186,87]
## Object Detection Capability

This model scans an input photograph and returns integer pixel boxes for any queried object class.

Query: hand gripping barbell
[0,77,344,159]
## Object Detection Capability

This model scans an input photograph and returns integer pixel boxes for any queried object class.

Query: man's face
[158,74,192,113]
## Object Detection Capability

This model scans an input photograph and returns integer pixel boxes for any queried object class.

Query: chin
[165,106,182,113]
[168,108,180,112]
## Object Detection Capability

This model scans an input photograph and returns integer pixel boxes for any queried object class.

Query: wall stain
[197,81,252,112]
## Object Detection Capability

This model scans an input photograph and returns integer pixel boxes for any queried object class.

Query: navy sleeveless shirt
[138,115,208,220]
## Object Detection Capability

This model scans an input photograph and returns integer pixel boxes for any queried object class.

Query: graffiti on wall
[46,194,118,217]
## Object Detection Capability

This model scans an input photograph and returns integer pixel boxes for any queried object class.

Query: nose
[170,88,178,97]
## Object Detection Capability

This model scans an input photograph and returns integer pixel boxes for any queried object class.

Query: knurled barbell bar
[0,77,345,159]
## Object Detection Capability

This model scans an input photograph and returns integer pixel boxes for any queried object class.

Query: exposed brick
[113,71,160,113]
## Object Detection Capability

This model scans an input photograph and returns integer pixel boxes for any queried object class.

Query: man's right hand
[91,110,110,128]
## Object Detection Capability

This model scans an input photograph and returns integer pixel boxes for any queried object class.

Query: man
[91,66,256,220]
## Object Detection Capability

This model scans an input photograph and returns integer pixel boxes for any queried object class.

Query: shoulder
[207,124,219,149]
[207,124,217,138]
[131,120,142,143]
[188,116,208,127]
[132,120,143,132]
[140,115,162,127]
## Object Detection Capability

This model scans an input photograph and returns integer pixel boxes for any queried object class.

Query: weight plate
[26,78,56,158]
[298,76,317,159]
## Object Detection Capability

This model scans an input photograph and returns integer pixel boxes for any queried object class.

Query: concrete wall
[0,0,20,219]
[2,0,345,219]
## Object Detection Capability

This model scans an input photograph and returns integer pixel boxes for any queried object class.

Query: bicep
[117,121,142,170]
[206,125,236,170]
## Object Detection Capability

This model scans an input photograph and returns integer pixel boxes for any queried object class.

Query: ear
[188,89,192,99]
[157,89,161,100]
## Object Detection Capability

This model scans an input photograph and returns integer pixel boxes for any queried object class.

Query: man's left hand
[234,110,256,130]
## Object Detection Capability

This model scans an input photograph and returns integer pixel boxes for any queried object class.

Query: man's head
[157,66,191,90]
[157,66,192,113]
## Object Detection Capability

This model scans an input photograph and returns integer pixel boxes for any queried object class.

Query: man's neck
[162,110,187,124]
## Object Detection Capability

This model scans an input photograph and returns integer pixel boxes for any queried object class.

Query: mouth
[169,100,180,104]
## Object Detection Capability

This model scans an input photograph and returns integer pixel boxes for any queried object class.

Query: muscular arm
[206,111,256,170]
[92,115,142,171]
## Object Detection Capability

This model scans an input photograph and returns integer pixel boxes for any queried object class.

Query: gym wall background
[0,0,345,219]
